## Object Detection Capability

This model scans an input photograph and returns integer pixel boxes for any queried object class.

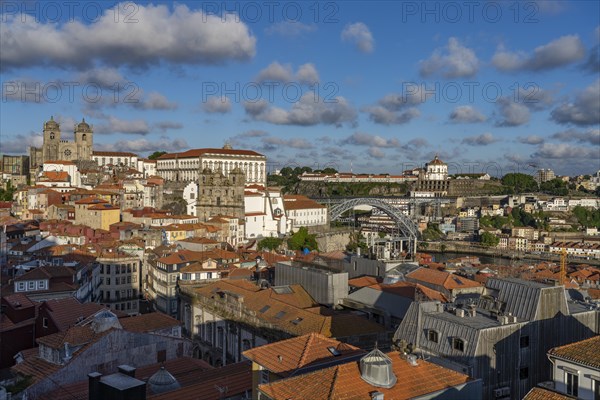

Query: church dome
[148,367,181,394]
[45,116,59,129]
[76,118,91,131]
[428,155,446,165]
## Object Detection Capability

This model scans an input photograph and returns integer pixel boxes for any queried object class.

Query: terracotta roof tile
[42,299,106,331]
[259,351,471,400]
[406,268,481,290]
[549,335,600,369]
[243,333,365,377]
[523,387,574,400]
[158,148,264,159]
[119,312,181,334]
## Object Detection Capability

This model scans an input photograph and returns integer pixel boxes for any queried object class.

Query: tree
[501,173,538,193]
[287,227,319,251]
[0,180,15,201]
[148,151,167,160]
[540,178,569,196]
[480,232,500,247]
[258,237,283,251]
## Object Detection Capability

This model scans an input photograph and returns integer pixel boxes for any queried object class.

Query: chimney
[88,372,102,400]
[406,354,418,366]
[118,365,136,378]
[455,308,465,318]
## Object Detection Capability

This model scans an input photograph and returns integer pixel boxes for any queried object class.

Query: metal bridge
[328,197,421,257]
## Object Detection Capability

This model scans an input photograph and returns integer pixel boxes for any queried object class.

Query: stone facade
[197,167,245,222]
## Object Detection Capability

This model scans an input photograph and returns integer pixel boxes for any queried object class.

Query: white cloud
[492,35,585,72]
[95,136,189,153]
[255,62,319,84]
[551,129,600,145]
[551,79,600,126]
[94,116,150,135]
[532,143,600,159]
[202,96,232,114]
[0,132,42,153]
[1,3,256,71]
[341,22,374,53]
[341,132,400,148]
[77,68,127,89]
[449,106,486,123]
[495,98,531,127]
[419,37,479,78]
[363,106,420,125]
[517,135,545,145]
[133,91,178,110]
[367,147,386,158]
[243,93,357,127]
[462,133,500,146]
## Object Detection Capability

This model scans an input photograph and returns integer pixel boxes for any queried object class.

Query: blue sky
[1,1,599,176]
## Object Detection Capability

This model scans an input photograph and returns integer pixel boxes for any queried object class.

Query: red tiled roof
[42,299,106,331]
[406,268,481,290]
[93,151,138,157]
[259,351,471,400]
[549,335,600,369]
[41,171,69,181]
[158,148,264,159]
[119,312,181,333]
[523,387,574,400]
[283,195,327,210]
[243,333,364,377]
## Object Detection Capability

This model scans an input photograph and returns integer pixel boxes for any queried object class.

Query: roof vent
[359,349,397,389]
[148,366,181,394]
[371,392,384,400]
[406,354,418,366]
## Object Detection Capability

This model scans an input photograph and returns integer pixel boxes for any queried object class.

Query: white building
[41,160,81,188]
[156,144,266,185]
[244,186,290,239]
[283,195,328,229]
[545,336,600,399]
[425,155,448,180]
[183,182,198,216]
[137,158,157,178]
[93,151,139,168]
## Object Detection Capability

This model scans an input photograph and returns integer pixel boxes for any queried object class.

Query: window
[594,379,600,400]
[106,278,111,285]
[38,280,45,289]
[42,318,48,328]
[520,336,529,348]
[519,367,529,380]
[452,338,465,352]
[428,330,439,343]
[28,281,35,290]
[260,368,270,384]
[157,350,166,363]
[566,372,578,396]
[17,282,25,291]
[217,327,224,348]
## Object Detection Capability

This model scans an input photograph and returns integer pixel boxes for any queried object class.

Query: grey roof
[346,287,413,319]
[101,373,145,391]
[485,278,546,321]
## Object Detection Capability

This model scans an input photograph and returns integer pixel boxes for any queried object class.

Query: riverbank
[423,241,600,266]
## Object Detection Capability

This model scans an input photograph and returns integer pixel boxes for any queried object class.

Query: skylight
[259,305,270,313]
[327,346,341,356]
[274,311,286,319]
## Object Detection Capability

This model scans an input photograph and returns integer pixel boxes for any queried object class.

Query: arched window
[82,134,87,141]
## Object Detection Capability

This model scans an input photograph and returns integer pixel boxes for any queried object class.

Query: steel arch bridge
[328,198,420,256]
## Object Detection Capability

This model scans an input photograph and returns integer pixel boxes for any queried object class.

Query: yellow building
[74,197,120,230]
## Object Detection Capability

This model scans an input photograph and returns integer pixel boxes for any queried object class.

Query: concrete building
[393,278,599,400]
[97,252,141,315]
[92,151,138,168]
[156,145,267,185]
[244,186,290,239]
[74,197,120,231]
[274,261,348,307]
[536,168,556,184]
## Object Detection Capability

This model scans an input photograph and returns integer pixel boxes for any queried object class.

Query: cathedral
[30,116,94,165]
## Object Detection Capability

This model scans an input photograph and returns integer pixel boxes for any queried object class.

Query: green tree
[0,180,15,201]
[258,237,284,251]
[287,227,319,251]
[540,178,569,196]
[148,151,167,160]
[501,173,538,193]
[480,232,500,247]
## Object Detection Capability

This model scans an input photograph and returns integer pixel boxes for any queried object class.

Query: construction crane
[559,248,567,286]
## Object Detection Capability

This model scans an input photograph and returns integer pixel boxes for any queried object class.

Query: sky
[0,0,599,177]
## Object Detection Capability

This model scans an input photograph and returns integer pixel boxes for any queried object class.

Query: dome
[91,309,122,333]
[428,155,446,165]
[148,367,181,394]
[45,116,59,128]
[359,348,397,388]
[76,118,91,131]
